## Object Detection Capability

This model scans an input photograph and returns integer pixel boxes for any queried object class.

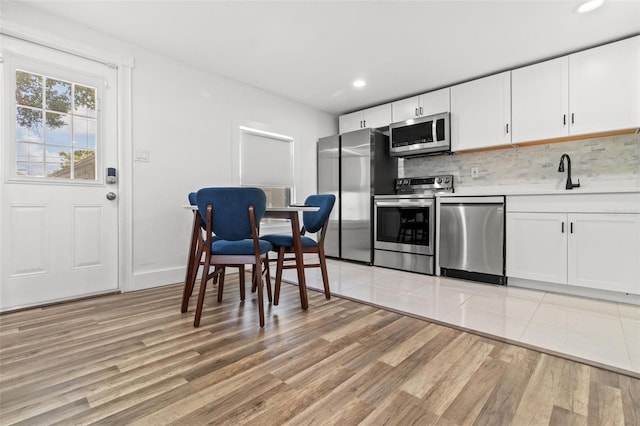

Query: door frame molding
[0,20,135,293]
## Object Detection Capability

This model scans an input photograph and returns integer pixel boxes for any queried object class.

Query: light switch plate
[135,150,150,163]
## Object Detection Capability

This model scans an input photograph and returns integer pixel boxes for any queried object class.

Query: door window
[15,69,98,180]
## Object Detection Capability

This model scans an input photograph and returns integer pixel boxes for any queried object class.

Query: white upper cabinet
[512,36,640,144]
[569,35,640,136]
[391,88,450,123]
[339,103,392,134]
[391,96,420,122]
[512,57,569,144]
[338,111,363,134]
[451,71,511,151]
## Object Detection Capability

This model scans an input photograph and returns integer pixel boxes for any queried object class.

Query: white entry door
[1,37,119,311]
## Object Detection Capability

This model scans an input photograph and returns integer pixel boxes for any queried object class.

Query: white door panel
[1,37,119,310]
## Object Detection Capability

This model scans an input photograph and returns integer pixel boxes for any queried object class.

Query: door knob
[106,192,117,200]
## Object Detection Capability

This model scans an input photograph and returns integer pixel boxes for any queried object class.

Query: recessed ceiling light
[353,80,366,88]
[576,0,604,14]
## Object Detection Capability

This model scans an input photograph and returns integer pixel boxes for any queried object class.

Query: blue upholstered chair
[261,194,335,305]
[182,192,251,313]
[190,187,273,327]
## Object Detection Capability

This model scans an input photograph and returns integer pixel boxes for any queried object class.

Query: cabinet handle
[506,123,509,134]
[570,222,574,234]
[363,120,366,128]
[360,120,363,128]
[419,106,423,116]
[571,113,575,125]
[415,108,419,117]
[563,114,566,126]
[561,222,565,233]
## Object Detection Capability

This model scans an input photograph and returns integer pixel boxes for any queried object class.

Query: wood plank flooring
[1,277,639,425]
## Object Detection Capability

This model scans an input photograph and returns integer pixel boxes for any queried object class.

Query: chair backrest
[196,187,267,241]
[303,194,336,233]
[188,191,207,229]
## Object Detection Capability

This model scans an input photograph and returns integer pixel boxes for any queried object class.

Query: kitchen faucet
[558,154,580,190]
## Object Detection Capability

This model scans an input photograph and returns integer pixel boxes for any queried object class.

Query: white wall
[2,2,337,290]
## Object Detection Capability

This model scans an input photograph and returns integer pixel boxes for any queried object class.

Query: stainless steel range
[373,175,454,274]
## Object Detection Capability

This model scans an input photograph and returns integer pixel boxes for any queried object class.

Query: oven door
[374,197,435,255]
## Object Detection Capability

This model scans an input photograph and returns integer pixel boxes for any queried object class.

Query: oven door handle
[375,201,433,208]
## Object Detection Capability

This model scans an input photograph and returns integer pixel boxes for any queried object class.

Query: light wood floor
[1,277,639,425]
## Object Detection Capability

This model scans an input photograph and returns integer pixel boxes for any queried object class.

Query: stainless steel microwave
[389,112,450,157]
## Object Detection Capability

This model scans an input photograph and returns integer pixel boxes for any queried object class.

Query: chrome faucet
[558,154,580,190]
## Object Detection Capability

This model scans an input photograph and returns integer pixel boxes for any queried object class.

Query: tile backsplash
[401,132,640,189]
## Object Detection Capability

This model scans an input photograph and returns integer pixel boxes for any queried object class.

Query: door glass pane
[46,78,71,113]
[72,150,96,180]
[45,146,69,177]
[73,117,97,149]
[16,142,43,176]
[74,84,96,117]
[16,107,42,141]
[14,69,99,181]
[16,71,43,108]
[45,112,72,146]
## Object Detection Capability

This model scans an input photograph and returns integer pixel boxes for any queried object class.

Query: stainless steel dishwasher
[439,196,507,285]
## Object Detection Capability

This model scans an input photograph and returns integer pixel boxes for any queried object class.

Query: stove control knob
[436,177,443,184]
[444,177,450,183]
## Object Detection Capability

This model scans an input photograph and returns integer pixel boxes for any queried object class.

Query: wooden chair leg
[182,235,204,313]
[188,241,204,296]
[217,267,225,303]
[251,264,257,293]
[274,247,285,305]
[194,260,211,327]
[254,261,265,327]
[239,265,246,301]
[318,249,331,300]
[264,254,272,303]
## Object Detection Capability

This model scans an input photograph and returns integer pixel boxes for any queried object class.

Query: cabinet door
[362,104,392,129]
[506,212,567,284]
[512,57,569,144]
[419,88,450,117]
[569,36,640,136]
[391,96,420,122]
[451,71,511,151]
[339,111,364,134]
[568,213,640,294]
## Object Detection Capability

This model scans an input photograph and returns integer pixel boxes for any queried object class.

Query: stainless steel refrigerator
[317,128,397,264]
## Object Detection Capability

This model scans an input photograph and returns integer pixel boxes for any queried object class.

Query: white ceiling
[13,0,640,115]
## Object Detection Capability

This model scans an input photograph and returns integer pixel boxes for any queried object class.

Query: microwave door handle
[432,120,438,142]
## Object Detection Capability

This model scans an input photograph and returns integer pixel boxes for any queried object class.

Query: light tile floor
[280,259,640,376]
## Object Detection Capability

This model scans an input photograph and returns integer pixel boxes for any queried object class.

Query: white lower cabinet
[568,213,640,293]
[506,212,567,284]
[507,210,640,295]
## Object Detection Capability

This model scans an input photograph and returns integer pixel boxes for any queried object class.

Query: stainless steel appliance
[439,196,507,285]
[389,112,450,157]
[317,128,397,264]
[374,175,454,274]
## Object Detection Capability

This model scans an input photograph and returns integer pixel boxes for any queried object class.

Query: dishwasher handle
[439,196,505,204]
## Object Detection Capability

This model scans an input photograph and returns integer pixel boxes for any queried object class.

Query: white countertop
[437,181,640,197]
